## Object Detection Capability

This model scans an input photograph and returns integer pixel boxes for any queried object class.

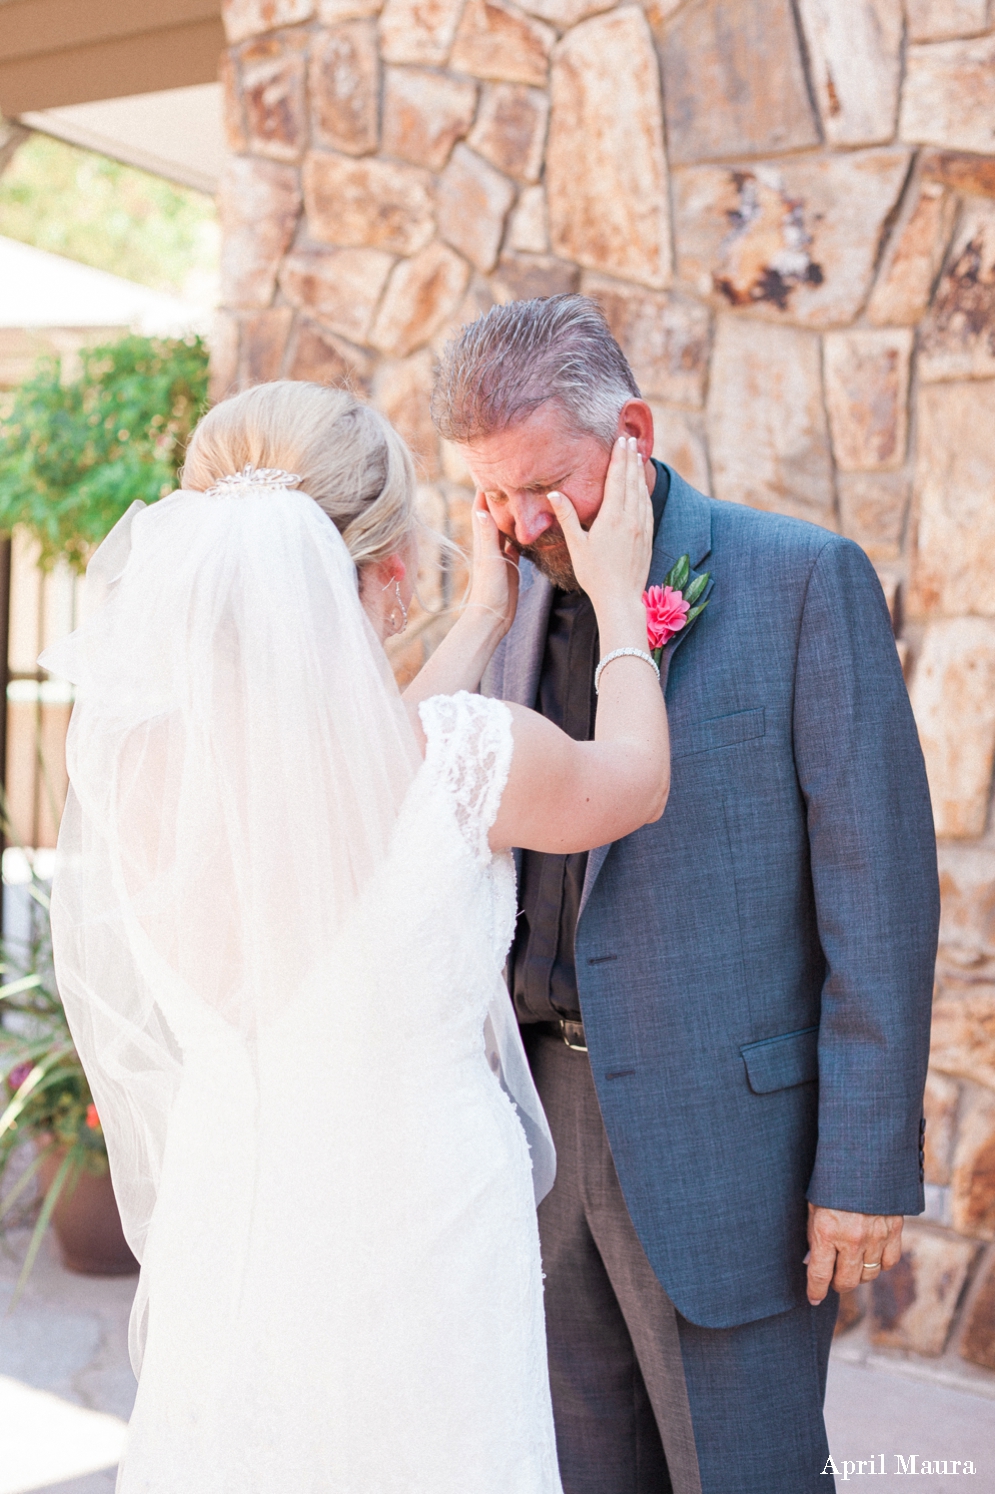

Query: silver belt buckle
[559,1018,588,1053]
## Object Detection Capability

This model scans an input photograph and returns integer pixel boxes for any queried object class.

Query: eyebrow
[483,475,570,496]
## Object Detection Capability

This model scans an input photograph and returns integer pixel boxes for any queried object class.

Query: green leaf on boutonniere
[685,600,709,626]
[665,554,690,593]
[683,572,709,607]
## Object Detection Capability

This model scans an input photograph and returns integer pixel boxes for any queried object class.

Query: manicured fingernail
[547,489,564,502]
[475,509,489,520]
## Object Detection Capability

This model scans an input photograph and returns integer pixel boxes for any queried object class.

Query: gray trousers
[527,1029,838,1494]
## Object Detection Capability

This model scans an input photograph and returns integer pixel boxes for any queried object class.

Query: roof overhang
[0,0,224,116]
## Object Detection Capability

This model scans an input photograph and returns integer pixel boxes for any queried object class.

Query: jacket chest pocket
[673,707,766,760]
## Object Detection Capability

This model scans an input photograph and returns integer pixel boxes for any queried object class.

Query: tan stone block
[797,0,903,148]
[450,0,555,87]
[823,329,912,472]
[869,1221,976,1354]
[239,32,309,163]
[382,68,477,171]
[922,149,995,199]
[219,50,248,154]
[910,618,995,836]
[907,0,992,39]
[901,35,995,154]
[209,309,240,403]
[706,317,835,526]
[310,21,380,157]
[319,0,381,17]
[429,279,498,357]
[837,472,910,562]
[874,565,900,628]
[642,0,689,24]
[507,185,548,254]
[239,306,295,385]
[218,157,302,309]
[303,152,435,254]
[938,846,995,965]
[517,0,614,23]
[437,145,516,274]
[547,8,671,292]
[932,984,995,1088]
[910,381,995,619]
[223,0,314,43]
[951,1085,995,1239]
[582,274,710,408]
[467,84,548,185]
[924,1071,961,1185]
[279,245,396,343]
[441,440,473,484]
[492,254,580,301]
[919,202,995,383]
[834,1287,865,1337]
[658,0,818,167]
[374,351,440,478]
[958,1242,995,1369]
[285,317,374,388]
[649,406,710,496]
[867,177,959,326]
[370,241,470,356]
[379,0,465,65]
[672,150,911,329]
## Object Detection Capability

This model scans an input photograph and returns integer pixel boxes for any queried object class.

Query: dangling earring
[382,575,408,636]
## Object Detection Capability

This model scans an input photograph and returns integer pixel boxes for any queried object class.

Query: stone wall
[214,0,995,1369]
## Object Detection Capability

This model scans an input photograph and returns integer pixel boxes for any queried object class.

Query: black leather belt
[536,1018,588,1052]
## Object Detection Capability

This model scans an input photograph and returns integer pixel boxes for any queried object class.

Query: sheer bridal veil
[41,475,555,1323]
[41,480,420,1261]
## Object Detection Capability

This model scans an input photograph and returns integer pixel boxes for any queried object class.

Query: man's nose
[507,493,555,547]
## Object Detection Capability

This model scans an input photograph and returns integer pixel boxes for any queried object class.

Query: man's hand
[805,1203,904,1306]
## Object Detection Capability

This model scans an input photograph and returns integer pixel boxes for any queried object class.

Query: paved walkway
[2,1226,995,1492]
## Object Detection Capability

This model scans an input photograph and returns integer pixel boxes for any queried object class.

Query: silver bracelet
[594,647,660,695]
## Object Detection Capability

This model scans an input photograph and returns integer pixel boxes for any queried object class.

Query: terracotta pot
[37,1148,139,1276]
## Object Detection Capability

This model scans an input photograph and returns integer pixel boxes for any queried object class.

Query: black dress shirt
[510,461,670,1024]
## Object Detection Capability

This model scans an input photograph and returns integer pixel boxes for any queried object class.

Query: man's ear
[617,400,655,464]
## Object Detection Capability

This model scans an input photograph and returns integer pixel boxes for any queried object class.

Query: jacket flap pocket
[741,1025,818,1095]
[675,707,765,759]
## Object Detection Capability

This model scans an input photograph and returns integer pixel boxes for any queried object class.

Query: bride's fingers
[626,437,647,510]
[547,490,583,555]
[601,435,629,518]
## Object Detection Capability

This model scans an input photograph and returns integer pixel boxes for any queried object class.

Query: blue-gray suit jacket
[483,468,939,1330]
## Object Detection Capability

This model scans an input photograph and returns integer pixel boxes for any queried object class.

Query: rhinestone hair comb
[205,464,303,496]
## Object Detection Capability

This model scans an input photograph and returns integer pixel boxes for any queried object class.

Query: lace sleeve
[418,691,514,865]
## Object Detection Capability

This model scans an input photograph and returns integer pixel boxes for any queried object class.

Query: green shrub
[0,333,209,570]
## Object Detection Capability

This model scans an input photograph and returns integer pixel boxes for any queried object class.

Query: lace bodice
[418,691,514,866]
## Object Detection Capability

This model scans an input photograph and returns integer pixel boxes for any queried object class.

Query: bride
[43,381,669,1493]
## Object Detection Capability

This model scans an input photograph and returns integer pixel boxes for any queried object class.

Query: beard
[520,524,581,592]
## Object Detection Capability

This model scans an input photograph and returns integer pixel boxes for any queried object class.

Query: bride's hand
[548,437,652,616]
[466,490,520,639]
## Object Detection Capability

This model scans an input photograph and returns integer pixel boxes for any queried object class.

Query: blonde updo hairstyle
[183,382,417,570]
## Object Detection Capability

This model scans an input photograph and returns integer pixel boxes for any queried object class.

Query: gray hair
[431,294,640,447]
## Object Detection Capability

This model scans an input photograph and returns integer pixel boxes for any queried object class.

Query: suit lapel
[502,561,553,709]
[579,469,714,918]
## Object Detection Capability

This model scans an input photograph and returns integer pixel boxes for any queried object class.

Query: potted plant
[0,864,137,1290]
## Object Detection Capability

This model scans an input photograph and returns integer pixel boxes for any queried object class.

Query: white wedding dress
[43,488,563,1493]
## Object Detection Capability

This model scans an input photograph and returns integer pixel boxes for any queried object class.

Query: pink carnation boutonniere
[642,554,711,667]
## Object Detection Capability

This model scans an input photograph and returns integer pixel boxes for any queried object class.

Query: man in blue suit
[431,296,938,1494]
